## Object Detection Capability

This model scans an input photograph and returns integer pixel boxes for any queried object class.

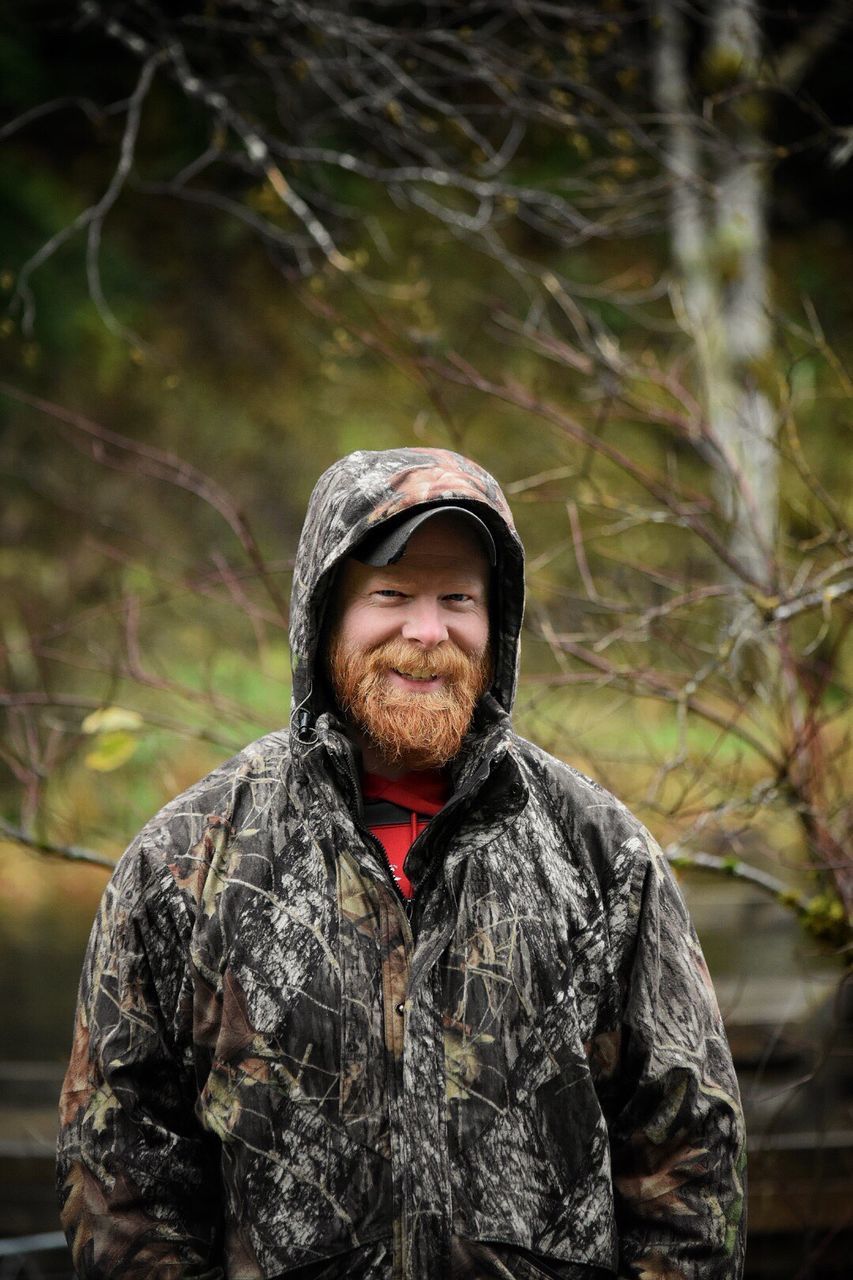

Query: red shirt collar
[361,769,449,815]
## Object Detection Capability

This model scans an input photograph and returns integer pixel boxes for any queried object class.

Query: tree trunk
[655,0,777,594]
[655,0,851,918]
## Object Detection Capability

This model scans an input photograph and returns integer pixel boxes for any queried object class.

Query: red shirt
[362,770,449,899]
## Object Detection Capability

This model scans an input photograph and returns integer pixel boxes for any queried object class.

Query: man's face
[328,514,492,773]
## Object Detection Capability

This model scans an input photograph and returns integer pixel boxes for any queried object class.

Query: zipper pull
[294,709,315,744]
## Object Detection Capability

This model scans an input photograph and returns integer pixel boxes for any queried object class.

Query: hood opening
[288,449,525,743]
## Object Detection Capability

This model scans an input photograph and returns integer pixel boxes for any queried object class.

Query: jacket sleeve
[606,832,746,1280]
[57,840,223,1280]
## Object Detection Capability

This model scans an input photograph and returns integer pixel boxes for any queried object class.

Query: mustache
[359,637,478,681]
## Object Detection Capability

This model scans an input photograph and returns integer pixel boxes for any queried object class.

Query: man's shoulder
[510,732,635,821]
[117,729,292,885]
[508,732,655,877]
[151,727,290,824]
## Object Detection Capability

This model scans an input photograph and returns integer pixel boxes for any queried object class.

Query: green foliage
[797,892,852,952]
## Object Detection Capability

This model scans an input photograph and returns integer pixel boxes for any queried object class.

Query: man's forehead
[385,517,489,574]
[347,550,487,583]
[372,550,487,579]
[335,513,491,603]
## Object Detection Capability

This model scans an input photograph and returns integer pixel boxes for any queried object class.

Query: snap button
[396,1002,405,1015]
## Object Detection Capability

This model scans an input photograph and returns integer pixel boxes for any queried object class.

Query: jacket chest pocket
[442,906,607,1135]
[192,854,347,1125]
[504,987,610,1186]
[448,992,617,1270]
[445,921,618,1270]
[446,962,601,1145]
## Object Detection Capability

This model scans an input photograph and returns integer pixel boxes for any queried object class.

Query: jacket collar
[310,692,521,812]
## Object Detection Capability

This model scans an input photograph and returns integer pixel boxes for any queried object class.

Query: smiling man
[58,448,746,1280]
[328,509,493,772]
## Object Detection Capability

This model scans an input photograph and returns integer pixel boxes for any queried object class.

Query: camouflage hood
[288,448,525,733]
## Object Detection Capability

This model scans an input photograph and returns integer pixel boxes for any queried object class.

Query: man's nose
[401,598,448,649]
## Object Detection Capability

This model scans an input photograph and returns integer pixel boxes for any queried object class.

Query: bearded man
[58,448,746,1280]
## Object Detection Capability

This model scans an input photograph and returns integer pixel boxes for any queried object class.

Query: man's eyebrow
[376,576,489,593]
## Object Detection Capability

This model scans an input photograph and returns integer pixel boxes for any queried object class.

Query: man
[58,447,746,1280]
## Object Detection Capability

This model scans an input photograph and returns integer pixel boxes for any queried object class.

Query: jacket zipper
[336,745,416,1279]
[333,737,503,1279]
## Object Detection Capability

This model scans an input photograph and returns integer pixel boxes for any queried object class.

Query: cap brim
[354,504,497,567]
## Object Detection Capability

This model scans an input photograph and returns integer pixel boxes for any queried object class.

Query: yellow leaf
[81,706,143,734]
[84,732,138,772]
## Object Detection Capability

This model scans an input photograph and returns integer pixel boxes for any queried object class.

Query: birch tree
[654,0,849,594]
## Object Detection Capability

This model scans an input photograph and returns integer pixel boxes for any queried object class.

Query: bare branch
[82,1,354,272]
[11,51,166,336]
[0,818,115,870]
[665,846,810,914]
[0,382,290,622]
[0,95,103,143]
[0,691,239,751]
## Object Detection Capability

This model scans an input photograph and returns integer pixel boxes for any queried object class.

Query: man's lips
[388,668,445,690]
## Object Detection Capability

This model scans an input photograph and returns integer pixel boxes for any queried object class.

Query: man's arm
[57,844,223,1280]
[607,833,746,1280]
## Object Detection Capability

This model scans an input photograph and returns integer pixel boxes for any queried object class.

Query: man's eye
[444,593,471,603]
[375,589,404,598]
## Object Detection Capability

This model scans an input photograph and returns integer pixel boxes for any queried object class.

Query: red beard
[328,634,492,770]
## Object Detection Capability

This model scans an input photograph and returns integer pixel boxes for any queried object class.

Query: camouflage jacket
[58,449,746,1280]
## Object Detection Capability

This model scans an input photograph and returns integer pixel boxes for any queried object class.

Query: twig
[0,383,290,622]
[0,819,115,870]
[665,845,809,912]
[11,52,166,337]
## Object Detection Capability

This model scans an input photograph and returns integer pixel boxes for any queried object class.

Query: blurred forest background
[0,1,851,1276]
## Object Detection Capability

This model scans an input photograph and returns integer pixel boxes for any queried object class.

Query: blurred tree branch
[0,817,115,869]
